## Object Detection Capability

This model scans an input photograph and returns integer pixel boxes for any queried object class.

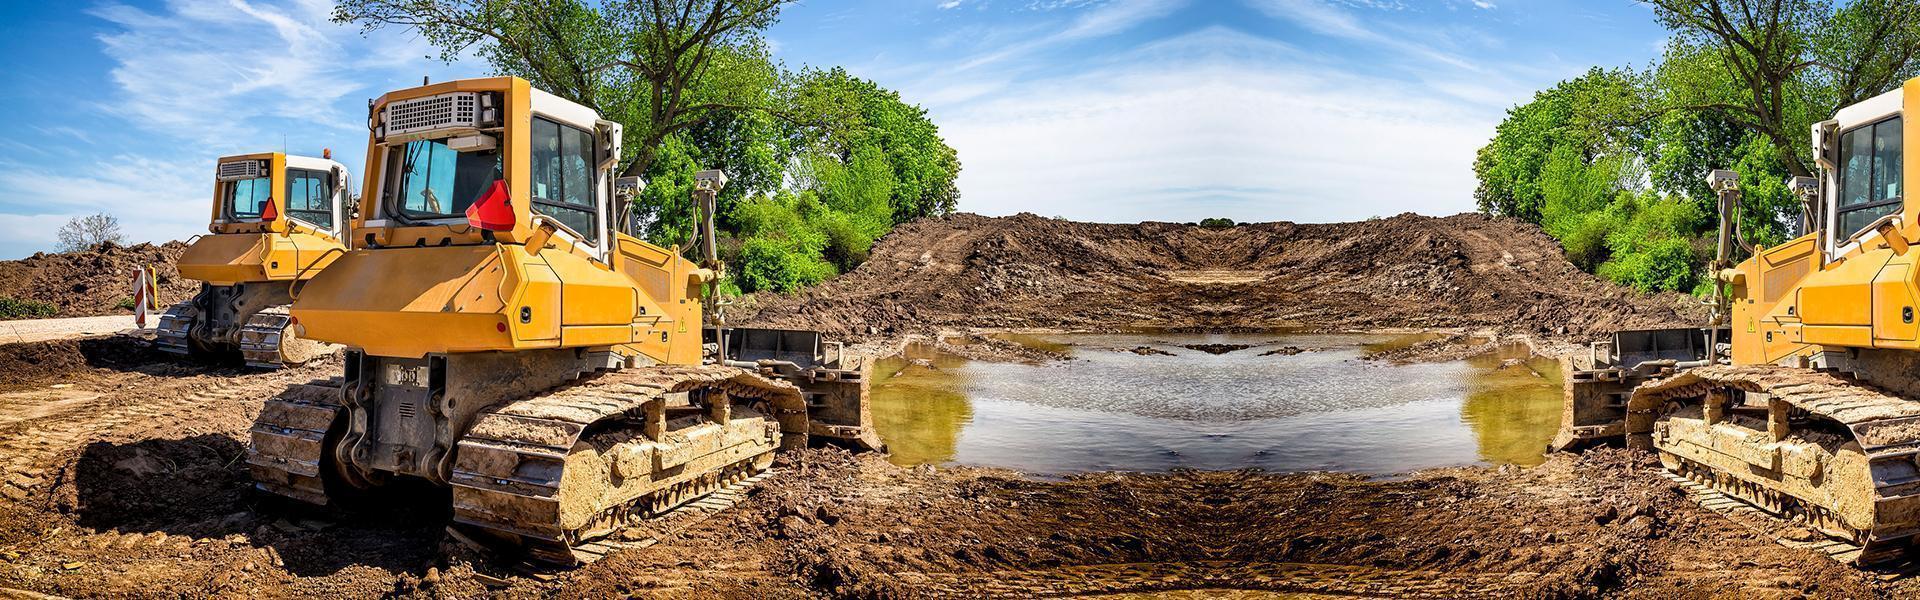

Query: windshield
[1837,117,1903,242]
[385,138,502,222]
[224,176,272,220]
[286,168,333,227]
[529,116,598,242]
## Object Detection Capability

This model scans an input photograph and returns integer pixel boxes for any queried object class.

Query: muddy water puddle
[871,333,1561,475]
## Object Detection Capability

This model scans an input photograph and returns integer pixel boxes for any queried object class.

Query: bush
[737,235,836,293]
[1555,210,1621,271]
[1199,218,1237,228]
[1600,238,1699,292]
[819,215,874,272]
[0,297,58,319]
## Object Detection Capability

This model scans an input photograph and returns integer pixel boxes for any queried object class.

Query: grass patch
[0,297,58,319]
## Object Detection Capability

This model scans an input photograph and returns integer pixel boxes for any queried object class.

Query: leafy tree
[57,213,125,252]
[1473,67,1644,222]
[784,68,960,222]
[334,0,790,177]
[1473,1,1920,293]
[1647,0,1920,175]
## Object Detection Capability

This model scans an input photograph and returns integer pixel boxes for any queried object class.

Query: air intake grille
[384,92,482,137]
[216,160,264,181]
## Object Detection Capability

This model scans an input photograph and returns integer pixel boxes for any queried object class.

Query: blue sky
[0,0,1669,258]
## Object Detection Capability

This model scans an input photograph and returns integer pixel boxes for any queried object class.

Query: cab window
[386,138,502,222]
[224,176,271,220]
[529,116,598,244]
[286,168,333,228]
[1837,117,1903,242]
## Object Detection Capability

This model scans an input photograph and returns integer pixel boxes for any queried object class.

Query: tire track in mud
[0,359,320,506]
[893,561,1540,597]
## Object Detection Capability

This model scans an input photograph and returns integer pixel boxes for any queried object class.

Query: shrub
[1198,218,1237,228]
[737,235,836,293]
[0,297,58,319]
[1599,238,1699,292]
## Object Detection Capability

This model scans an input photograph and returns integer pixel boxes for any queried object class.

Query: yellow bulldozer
[244,77,879,564]
[158,152,351,368]
[1557,78,1920,564]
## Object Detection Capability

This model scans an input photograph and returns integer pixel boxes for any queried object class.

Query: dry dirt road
[0,316,136,344]
[0,335,1915,599]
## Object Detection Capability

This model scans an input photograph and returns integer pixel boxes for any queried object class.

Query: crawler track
[248,363,808,565]
[1629,364,1920,564]
[450,364,803,565]
[153,301,195,356]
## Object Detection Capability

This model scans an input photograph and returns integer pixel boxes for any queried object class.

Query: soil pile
[741,212,1707,338]
[0,242,197,319]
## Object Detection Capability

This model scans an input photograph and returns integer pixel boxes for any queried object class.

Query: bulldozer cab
[353,78,626,266]
[211,152,352,237]
[1818,85,1906,261]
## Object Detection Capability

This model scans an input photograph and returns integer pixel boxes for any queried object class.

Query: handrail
[287,246,347,301]
[1839,212,1903,249]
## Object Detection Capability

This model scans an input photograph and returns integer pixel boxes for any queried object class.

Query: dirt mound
[739,212,1707,338]
[0,241,197,320]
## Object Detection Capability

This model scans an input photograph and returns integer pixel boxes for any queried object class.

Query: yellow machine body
[177,152,350,286]
[1732,78,1920,363]
[290,77,707,364]
[1560,77,1920,565]
[252,78,876,564]
[158,152,352,367]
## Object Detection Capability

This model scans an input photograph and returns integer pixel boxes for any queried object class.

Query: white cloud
[0,214,77,258]
[950,0,1185,72]
[935,27,1494,223]
[0,0,478,257]
[0,154,209,257]
[90,0,367,146]
[1251,0,1483,72]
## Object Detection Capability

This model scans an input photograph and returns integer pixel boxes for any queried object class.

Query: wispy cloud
[1251,0,1484,71]
[0,0,474,257]
[950,0,1184,72]
[933,26,1495,223]
[0,154,207,256]
[89,0,366,145]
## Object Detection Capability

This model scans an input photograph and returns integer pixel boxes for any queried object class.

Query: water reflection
[870,344,974,465]
[868,333,1566,475]
[1459,344,1563,467]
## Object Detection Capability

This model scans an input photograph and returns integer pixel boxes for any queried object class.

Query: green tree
[784,67,961,223]
[1647,0,1920,176]
[1473,67,1645,222]
[334,0,791,178]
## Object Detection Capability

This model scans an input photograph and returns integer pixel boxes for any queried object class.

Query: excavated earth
[740,212,1707,340]
[6,214,1907,598]
[0,241,197,319]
